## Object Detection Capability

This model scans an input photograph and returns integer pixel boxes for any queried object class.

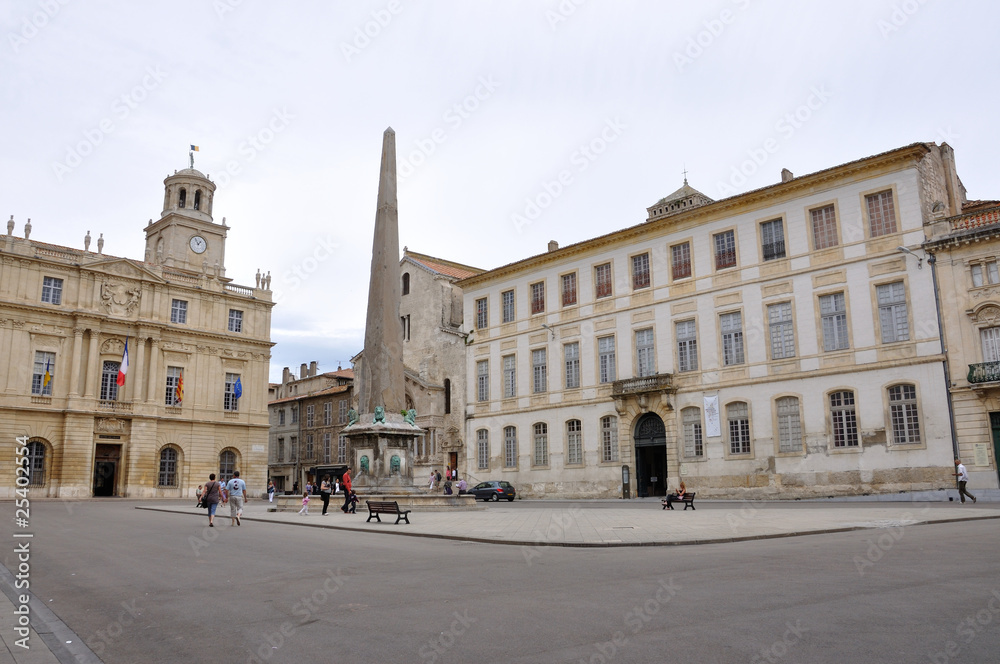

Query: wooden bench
[366,500,411,524]
[661,492,696,511]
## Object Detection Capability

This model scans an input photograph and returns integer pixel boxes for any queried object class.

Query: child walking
[298,491,310,516]
[348,491,359,514]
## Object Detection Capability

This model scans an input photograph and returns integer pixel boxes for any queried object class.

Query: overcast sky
[3,0,998,382]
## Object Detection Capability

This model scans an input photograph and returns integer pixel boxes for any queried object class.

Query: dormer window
[178,188,187,208]
[193,190,201,210]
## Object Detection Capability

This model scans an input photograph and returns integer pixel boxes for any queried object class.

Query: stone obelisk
[360,127,405,415]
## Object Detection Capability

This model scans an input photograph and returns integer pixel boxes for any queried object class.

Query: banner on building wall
[704,395,721,437]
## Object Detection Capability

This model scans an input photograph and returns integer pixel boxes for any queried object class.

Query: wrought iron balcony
[968,362,1000,384]
[612,373,673,396]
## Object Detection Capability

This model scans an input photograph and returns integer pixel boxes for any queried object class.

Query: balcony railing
[612,373,673,396]
[225,283,255,297]
[968,362,1000,384]
[98,400,133,413]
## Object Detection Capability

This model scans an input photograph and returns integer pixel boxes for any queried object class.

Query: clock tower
[144,166,229,277]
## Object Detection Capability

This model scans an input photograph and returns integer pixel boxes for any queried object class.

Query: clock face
[190,235,207,254]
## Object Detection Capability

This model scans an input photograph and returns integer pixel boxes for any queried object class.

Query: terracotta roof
[963,200,1000,212]
[309,384,352,397]
[403,250,483,279]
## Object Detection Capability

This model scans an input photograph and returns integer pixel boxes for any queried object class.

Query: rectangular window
[476,360,489,402]
[323,433,331,463]
[598,336,616,383]
[776,397,802,453]
[972,264,984,287]
[714,230,736,269]
[877,282,909,343]
[831,391,859,447]
[635,328,656,377]
[291,406,298,424]
[820,293,849,351]
[532,349,547,393]
[338,435,347,463]
[338,400,347,424]
[324,402,332,426]
[727,402,751,455]
[990,262,1000,285]
[533,423,548,466]
[504,426,518,468]
[631,253,650,290]
[530,282,545,314]
[768,302,795,359]
[561,273,577,307]
[503,354,516,398]
[889,384,921,445]
[682,408,703,458]
[100,361,120,401]
[228,309,243,333]
[277,438,285,462]
[564,342,580,389]
[982,326,1000,362]
[760,219,786,261]
[306,434,314,460]
[306,404,314,427]
[158,449,177,487]
[171,299,188,324]
[41,277,63,305]
[601,416,619,462]
[595,263,613,299]
[502,289,515,323]
[31,351,55,396]
[279,409,285,426]
[290,436,298,461]
[477,429,490,470]
[676,320,698,372]
[475,297,488,329]
[224,373,240,411]
[810,205,838,250]
[671,243,692,280]
[165,366,182,406]
[566,420,583,465]
[720,312,745,366]
[866,190,897,237]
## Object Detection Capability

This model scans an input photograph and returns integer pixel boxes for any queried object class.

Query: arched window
[830,391,858,448]
[888,384,920,444]
[193,189,201,210]
[402,273,410,295]
[158,447,178,487]
[503,426,518,468]
[390,455,401,474]
[360,455,370,474]
[532,423,548,466]
[776,397,802,453]
[727,402,751,455]
[178,188,187,208]
[681,408,703,458]
[444,378,451,414]
[566,420,582,465]
[601,416,619,462]
[476,429,489,470]
[219,450,236,482]
[27,441,45,486]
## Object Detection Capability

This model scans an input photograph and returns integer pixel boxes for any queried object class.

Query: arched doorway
[634,413,667,498]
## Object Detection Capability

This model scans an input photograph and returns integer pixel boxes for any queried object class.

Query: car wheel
[507,497,515,502]
[490,493,499,502]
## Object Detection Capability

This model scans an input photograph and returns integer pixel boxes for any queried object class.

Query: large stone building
[1,165,274,499]
[926,199,1000,490]
[459,142,967,499]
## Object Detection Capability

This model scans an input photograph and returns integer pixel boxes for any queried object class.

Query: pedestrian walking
[267,480,275,503]
[226,470,248,526]
[298,492,310,515]
[203,474,223,527]
[429,470,436,490]
[954,459,977,504]
[320,475,333,515]
[457,478,468,495]
[341,468,353,513]
[195,484,203,507]
[348,490,359,514]
[305,481,313,496]
[334,477,340,495]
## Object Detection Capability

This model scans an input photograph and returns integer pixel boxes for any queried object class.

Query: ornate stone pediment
[86,258,165,283]
[970,304,1000,325]
[95,417,128,433]
[100,281,142,316]
[100,337,126,355]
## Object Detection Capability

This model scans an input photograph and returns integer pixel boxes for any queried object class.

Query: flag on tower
[117,337,129,387]
[43,357,52,388]
[175,371,184,404]
[234,375,243,400]
[190,145,200,152]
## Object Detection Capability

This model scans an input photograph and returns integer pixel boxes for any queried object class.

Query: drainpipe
[927,252,960,460]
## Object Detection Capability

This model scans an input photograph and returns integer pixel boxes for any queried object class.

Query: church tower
[144,165,229,278]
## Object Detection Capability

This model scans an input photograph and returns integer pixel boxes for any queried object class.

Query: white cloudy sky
[3,0,998,381]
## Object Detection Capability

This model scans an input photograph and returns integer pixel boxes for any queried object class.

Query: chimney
[300,363,307,379]
[309,361,318,377]
[781,168,794,183]
[548,240,559,252]
[939,143,966,216]
[282,367,290,384]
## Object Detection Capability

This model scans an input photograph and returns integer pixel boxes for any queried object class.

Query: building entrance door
[93,444,121,496]
[449,452,458,477]
[990,412,1000,485]
[634,413,667,498]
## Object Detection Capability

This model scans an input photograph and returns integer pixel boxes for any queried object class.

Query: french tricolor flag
[117,336,129,387]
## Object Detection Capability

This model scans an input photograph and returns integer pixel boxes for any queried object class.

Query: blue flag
[234,376,242,399]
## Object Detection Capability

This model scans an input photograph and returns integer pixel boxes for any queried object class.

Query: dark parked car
[469,480,516,502]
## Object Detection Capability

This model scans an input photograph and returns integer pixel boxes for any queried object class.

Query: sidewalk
[137,498,1000,547]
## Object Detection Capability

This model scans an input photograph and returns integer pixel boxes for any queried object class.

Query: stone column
[68,328,84,396]
[133,337,146,402]
[0,320,11,393]
[83,329,100,398]
[146,339,160,405]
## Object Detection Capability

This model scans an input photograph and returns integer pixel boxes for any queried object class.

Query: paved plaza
[2,498,1000,663]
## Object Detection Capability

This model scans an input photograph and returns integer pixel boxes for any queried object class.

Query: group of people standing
[430,466,461,494]
[298,468,359,516]
[196,471,248,527]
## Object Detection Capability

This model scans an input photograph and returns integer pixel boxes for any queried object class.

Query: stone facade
[459,142,965,499]
[1,167,274,499]
[926,197,1000,490]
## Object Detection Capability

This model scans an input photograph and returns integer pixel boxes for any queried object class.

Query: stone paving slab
[137,499,1000,548]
